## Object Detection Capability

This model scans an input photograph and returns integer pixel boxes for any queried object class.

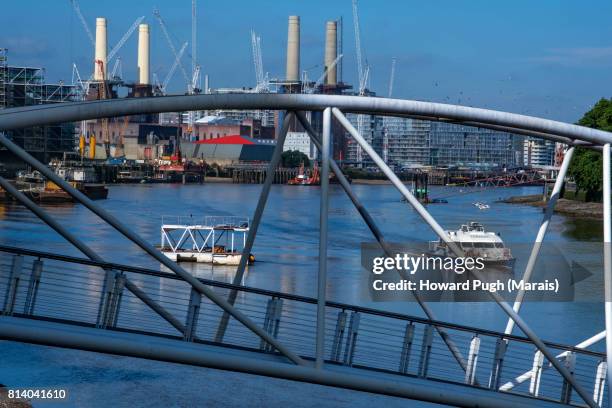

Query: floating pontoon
[160,216,254,265]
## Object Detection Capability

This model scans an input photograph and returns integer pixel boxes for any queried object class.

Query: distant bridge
[449,169,551,188]
[0,94,611,408]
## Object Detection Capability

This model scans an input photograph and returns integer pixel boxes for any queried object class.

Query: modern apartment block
[344,114,524,169]
[523,137,556,167]
[427,122,522,168]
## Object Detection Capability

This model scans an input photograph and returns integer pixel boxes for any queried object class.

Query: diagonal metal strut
[295,111,471,374]
[215,111,294,343]
[332,107,598,408]
[0,176,187,334]
[0,132,305,366]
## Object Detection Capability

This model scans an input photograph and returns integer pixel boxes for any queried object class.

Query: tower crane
[303,54,343,94]
[351,0,364,91]
[352,0,369,166]
[107,16,146,62]
[250,30,268,92]
[69,0,94,48]
[69,1,143,65]
[153,8,190,90]
[160,42,189,94]
[388,57,396,98]
[192,0,197,83]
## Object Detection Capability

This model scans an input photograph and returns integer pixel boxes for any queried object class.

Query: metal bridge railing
[0,244,606,407]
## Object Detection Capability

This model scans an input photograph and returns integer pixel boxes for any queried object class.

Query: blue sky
[3,0,612,122]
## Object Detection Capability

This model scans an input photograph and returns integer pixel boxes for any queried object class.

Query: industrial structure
[0,48,77,169]
[0,1,549,175]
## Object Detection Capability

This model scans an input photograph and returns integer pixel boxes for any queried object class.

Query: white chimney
[286,16,300,82]
[324,21,337,85]
[137,24,150,85]
[94,17,107,81]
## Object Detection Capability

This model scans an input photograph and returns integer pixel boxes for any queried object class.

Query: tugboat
[429,222,515,268]
[288,162,320,185]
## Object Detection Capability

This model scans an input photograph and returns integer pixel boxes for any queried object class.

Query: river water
[0,183,605,406]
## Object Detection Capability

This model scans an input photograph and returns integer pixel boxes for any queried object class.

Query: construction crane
[107,16,145,62]
[160,42,189,94]
[250,30,268,92]
[110,57,123,81]
[192,0,197,82]
[69,0,143,65]
[303,54,343,94]
[71,63,92,155]
[388,57,396,98]
[352,0,368,166]
[153,8,190,89]
[69,0,95,48]
[351,0,364,91]
[337,16,343,83]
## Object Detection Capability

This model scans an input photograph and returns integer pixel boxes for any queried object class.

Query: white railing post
[529,350,544,396]
[465,335,480,385]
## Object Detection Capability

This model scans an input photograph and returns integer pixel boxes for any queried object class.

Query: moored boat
[159,215,254,265]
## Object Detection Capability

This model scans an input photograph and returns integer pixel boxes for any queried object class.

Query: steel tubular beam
[332,108,463,254]
[295,111,470,374]
[0,134,305,366]
[214,111,294,343]
[3,93,612,146]
[315,107,332,369]
[334,107,598,408]
[603,143,612,407]
[0,316,560,408]
[504,147,575,335]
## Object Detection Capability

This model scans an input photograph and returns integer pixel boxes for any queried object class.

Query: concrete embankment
[501,194,603,219]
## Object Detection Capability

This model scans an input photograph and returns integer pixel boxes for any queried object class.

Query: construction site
[0,0,552,188]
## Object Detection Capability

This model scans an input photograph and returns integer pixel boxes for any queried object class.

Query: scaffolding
[0,51,77,161]
[0,49,7,109]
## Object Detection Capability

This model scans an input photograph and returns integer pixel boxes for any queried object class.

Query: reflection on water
[0,183,605,347]
[563,217,603,242]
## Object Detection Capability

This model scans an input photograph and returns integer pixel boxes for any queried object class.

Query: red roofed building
[195,135,255,145]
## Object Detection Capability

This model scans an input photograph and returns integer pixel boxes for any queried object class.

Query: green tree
[568,98,612,201]
[281,150,310,168]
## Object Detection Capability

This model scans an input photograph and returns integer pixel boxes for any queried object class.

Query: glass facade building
[344,114,524,168]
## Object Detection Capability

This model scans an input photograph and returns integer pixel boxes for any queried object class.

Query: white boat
[473,202,490,210]
[429,222,515,267]
[159,215,254,265]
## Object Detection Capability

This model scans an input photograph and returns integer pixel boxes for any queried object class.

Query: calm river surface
[0,183,605,406]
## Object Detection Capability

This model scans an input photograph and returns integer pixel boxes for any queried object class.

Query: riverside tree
[281,150,310,168]
[569,98,612,201]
